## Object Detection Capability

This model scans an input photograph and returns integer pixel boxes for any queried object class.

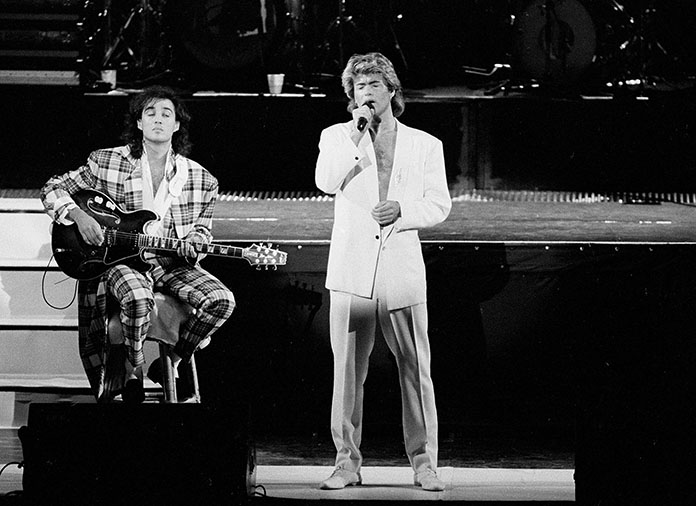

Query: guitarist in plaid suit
[40,86,235,402]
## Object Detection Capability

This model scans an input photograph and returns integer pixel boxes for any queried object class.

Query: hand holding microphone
[354,101,374,132]
[356,102,374,132]
[350,101,374,145]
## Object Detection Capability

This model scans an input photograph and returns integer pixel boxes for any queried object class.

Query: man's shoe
[146,360,164,385]
[121,378,145,404]
[414,469,445,491]
[320,468,362,490]
[147,360,195,400]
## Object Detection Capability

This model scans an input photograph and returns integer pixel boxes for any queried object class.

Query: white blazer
[315,119,452,309]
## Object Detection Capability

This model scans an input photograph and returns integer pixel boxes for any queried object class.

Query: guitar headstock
[243,243,288,269]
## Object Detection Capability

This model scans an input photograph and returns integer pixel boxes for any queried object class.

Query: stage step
[219,190,332,201]
[5,188,696,205]
[0,69,78,85]
[0,0,81,77]
[453,189,696,205]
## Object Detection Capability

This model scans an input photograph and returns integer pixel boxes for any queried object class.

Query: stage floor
[255,465,574,502]
[213,195,696,244]
[0,465,574,503]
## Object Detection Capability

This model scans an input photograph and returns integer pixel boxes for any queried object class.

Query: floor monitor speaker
[19,403,255,506]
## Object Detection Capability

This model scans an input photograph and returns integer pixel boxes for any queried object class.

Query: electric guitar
[51,189,287,280]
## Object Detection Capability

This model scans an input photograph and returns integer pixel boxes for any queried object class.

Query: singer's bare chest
[371,130,396,200]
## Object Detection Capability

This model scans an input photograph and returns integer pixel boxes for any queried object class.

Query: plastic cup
[267,73,285,94]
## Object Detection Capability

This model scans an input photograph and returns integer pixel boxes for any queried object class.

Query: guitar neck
[136,233,245,259]
[102,228,286,267]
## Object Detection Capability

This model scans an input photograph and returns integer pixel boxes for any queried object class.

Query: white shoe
[320,468,362,489]
[414,469,445,491]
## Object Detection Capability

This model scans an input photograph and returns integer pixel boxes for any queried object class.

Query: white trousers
[328,261,438,475]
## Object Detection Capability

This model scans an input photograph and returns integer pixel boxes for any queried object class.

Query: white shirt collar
[141,144,181,236]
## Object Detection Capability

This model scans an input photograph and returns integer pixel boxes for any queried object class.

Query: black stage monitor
[18,403,255,506]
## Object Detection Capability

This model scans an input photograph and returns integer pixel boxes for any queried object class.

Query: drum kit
[507,0,688,92]
[81,0,687,93]
[466,0,689,94]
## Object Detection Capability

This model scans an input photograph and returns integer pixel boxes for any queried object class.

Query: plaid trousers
[88,260,233,402]
[105,262,235,368]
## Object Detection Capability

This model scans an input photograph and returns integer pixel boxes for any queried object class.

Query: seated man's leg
[104,264,155,376]
[155,264,235,364]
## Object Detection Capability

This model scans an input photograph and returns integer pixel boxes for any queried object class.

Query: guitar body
[52,190,158,280]
[52,189,287,280]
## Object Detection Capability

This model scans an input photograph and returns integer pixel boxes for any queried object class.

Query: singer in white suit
[315,53,452,491]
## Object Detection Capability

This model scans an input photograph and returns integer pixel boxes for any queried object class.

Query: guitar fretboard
[106,229,245,258]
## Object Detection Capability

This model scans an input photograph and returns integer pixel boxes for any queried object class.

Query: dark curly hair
[121,85,192,158]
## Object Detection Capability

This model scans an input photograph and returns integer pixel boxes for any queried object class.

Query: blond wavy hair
[341,52,405,118]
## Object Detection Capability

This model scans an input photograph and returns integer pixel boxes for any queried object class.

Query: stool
[107,292,201,403]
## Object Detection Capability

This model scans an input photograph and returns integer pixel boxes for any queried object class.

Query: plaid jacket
[41,145,219,400]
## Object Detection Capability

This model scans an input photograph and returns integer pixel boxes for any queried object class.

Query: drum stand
[381,0,409,77]
[462,63,530,96]
[99,0,171,83]
[269,0,315,92]
[465,0,580,96]
[605,0,677,92]
[314,0,358,78]
[314,0,408,82]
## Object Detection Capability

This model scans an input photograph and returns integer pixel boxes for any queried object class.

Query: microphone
[356,102,374,132]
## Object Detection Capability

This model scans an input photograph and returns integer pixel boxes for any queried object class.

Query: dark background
[3,0,696,193]
[1,89,695,194]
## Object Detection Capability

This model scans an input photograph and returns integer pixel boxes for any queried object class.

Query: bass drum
[513,0,597,85]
